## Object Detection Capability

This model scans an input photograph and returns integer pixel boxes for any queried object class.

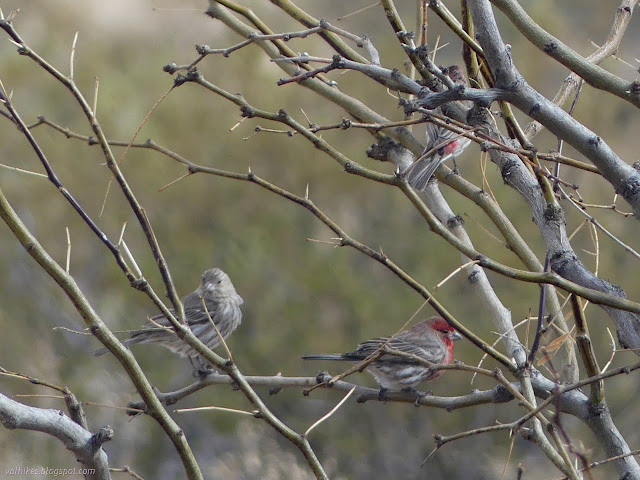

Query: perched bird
[404,65,472,190]
[95,268,243,377]
[302,317,461,397]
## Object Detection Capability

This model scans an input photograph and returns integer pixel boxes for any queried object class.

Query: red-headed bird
[302,317,461,398]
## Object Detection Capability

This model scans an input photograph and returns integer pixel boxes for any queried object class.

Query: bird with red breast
[302,317,462,399]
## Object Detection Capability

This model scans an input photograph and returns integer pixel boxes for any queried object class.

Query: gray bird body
[95,268,243,371]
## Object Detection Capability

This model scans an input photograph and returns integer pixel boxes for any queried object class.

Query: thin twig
[305,387,356,436]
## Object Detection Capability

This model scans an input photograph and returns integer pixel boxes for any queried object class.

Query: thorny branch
[2,1,640,478]
[0,14,327,480]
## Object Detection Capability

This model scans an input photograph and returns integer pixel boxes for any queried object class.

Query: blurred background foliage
[0,1,639,478]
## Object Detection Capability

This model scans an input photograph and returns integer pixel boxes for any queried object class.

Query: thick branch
[468,0,640,217]
[490,0,639,109]
[532,371,640,478]
[524,0,639,138]
[0,186,203,480]
[0,393,110,480]
[466,1,640,353]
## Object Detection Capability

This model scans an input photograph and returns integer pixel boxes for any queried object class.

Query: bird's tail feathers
[405,158,443,191]
[301,354,349,361]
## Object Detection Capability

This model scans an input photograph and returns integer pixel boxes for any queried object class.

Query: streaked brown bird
[302,317,461,397]
[95,268,243,377]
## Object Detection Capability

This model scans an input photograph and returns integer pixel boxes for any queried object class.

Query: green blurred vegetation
[1,1,639,479]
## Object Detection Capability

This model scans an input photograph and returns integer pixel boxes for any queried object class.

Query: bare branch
[0,393,110,479]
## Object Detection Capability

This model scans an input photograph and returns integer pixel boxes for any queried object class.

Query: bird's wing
[355,336,446,363]
[132,296,220,335]
[393,332,447,363]
[354,336,423,357]
[425,120,457,151]
[352,337,388,357]
[184,303,220,326]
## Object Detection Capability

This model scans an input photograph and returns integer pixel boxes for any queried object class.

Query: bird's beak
[450,331,463,341]
[204,282,215,292]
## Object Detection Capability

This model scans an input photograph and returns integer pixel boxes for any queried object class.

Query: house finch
[404,65,472,191]
[95,268,243,377]
[302,317,461,396]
